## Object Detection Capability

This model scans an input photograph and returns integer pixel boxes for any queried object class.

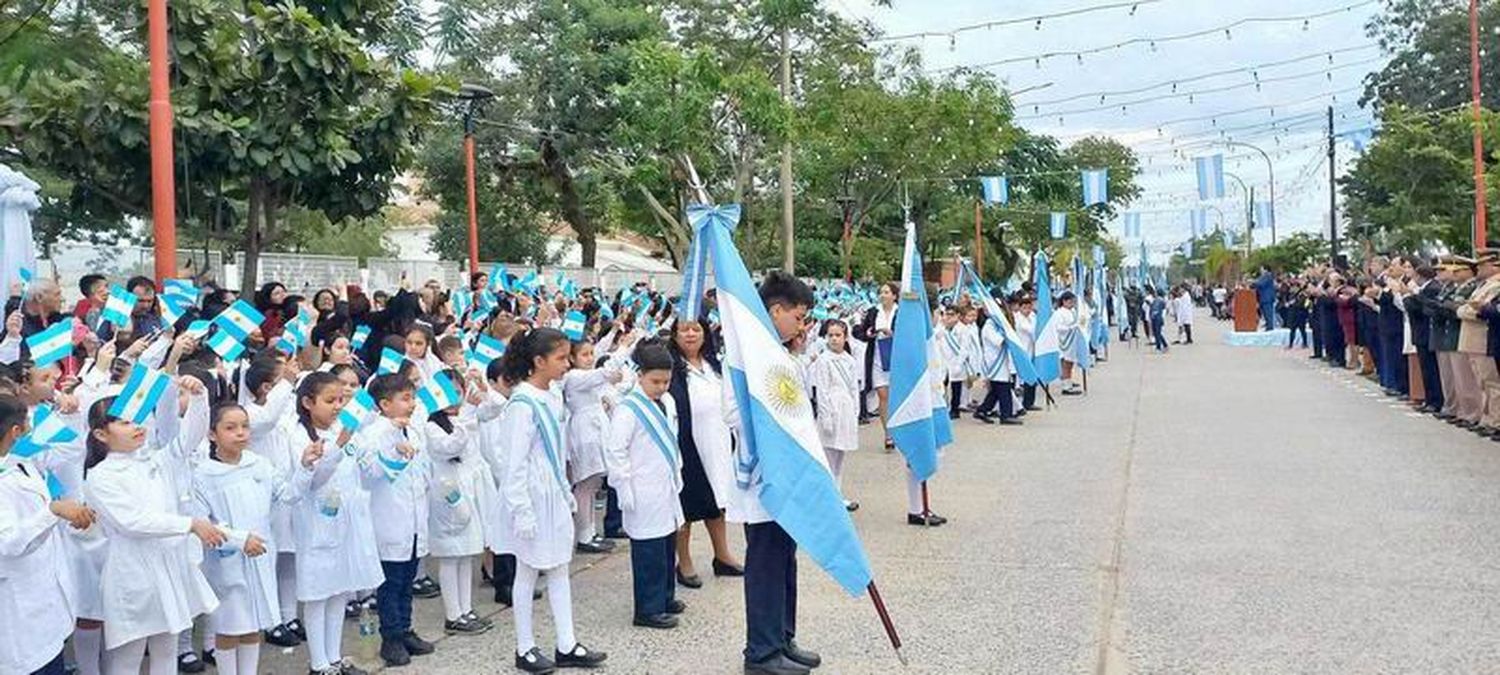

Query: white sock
[457,556,474,615]
[439,557,464,621]
[571,476,602,544]
[824,448,845,489]
[546,565,576,653]
[323,593,346,665]
[215,646,238,675]
[176,630,191,657]
[146,633,175,675]
[513,563,541,655]
[237,643,260,675]
[304,597,334,670]
[277,553,298,624]
[906,467,923,515]
[73,627,104,675]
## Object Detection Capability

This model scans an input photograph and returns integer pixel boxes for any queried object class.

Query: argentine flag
[163,279,198,306]
[1123,212,1141,239]
[109,363,172,424]
[214,300,265,340]
[700,202,873,597]
[351,325,372,352]
[887,222,952,482]
[1255,200,1275,231]
[470,334,506,369]
[1190,207,1208,238]
[1049,212,1068,239]
[12,404,79,459]
[1081,169,1108,206]
[207,328,246,361]
[160,294,192,328]
[418,371,462,413]
[979,175,1009,206]
[378,348,407,375]
[957,261,1040,385]
[339,389,377,433]
[25,318,73,368]
[561,310,587,342]
[1195,154,1225,200]
[1031,251,1063,384]
[102,285,136,328]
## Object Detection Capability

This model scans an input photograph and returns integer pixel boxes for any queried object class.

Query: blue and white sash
[510,394,569,495]
[620,390,682,491]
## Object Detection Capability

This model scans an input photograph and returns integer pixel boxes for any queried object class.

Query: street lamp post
[1222,140,1276,244]
[1224,171,1253,255]
[458,83,495,275]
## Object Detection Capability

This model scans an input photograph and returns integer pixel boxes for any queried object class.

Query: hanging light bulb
[1076,54,1084,65]
[1224,28,1232,40]
[1303,19,1311,31]
[1035,19,1042,30]
[1171,82,1178,93]
[1100,95,1107,104]
[1149,41,1157,52]
[1188,94,1195,104]
[1035,57,1042,69]
[949,34,956,51]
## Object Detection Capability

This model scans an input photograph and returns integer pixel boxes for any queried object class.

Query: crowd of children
[0,262,1103,675]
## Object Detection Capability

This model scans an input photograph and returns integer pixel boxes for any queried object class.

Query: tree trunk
[541,140,596,267]
[241,179,265,293]
[778,24,795,274]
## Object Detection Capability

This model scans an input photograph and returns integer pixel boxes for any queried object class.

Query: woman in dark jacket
[852,282,899,450]
[254,281,290,341]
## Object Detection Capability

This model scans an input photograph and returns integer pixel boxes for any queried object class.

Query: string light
[872,0,1160,43]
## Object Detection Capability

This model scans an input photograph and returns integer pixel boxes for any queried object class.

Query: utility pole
[1327,105,1339,262]
[779,24,795,274]
[147,0,176,282]
[1470,0,1489,251]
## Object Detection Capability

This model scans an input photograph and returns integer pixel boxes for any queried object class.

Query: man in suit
[1252,266,1278,330]
[1404,263,1445,413]
[1376,257,1410,397]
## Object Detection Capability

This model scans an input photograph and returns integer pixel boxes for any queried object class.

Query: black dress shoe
[744,653,811,675]
[264,624,300,648]
[380,639,411,667]
[998,417,1022,426]
[974,413,996,425]
[1026,406,1043,412]
[676,567,703,589]
[844,500,860,512]
[412,576,442,599]
[338,659,368,675]
[712,558,745,577]
[402,630,435,656]
[603,529,629,540]
[784,641,821,668]
[575,540,612,554]
[632,613,679,629]
[287,618,307,641]
[555,642,607,668]
[515,647,557,674]
[589,536,617,550]
[177,652,207,674]
[666,598,687,614]
[906,513,948,527]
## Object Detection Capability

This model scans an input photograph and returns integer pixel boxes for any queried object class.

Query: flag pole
[866,581,907,666]
[921,480,932,525]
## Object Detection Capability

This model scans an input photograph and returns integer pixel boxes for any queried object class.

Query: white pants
[105,632,175,675]
[438,556,477,622]
[513,562,576,656]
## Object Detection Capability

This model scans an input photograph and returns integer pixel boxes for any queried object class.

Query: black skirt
[670,359,723,522]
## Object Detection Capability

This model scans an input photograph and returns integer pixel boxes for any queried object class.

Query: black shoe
[712,558,745,577]
[998,417,1023,426]
[412,576,442,599]
[907,512,948,527]
[286,617,306,641]
[380,640,411,667]
[632,613,679,629]
[464,611,494,628]
[575,540,612,554]
[589,536,617,551]
[784,641,822,669]
[494,587,514,607]
[402,630,435,656]
[177,652,207,674]
[445,615,491,635]
[1061,388,1084,396]
[201,650,215,667]
[515,647,557,674]
[844,500,860,512]
[666,598,687,614]
[974,413,996,425]
[345,598,362,619]
[264,624,300,648]
[676,567,703,589]
[1026,406,1042,412]
[555,642,607,668]
[744,653,811,675]
[338,659,369,675]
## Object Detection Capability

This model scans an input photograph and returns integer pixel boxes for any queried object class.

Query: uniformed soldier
[1434,257,1481,427]
[1457,250,1500,435]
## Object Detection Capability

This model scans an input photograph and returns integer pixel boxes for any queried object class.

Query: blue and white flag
[681,204,738,321]
[11,404,79,459]
[1123,212,1141,239]
[1190,207,1208,237]
[1254,200,1275,231]
[451,289,472,319]
[490,264,510,294]
[1222,230,1234,248]
[887,222,952,483]
[980,175,1009,206]
[1049,212,1068,239]
[109,363,172,424]
[101,285,136,328]
[351,325,372,352]
[17,267,33,294]
[1081,168,1108,206]
[1032,251,1063,384]
[214,300,264,340]
[378,347,407,375]
[700,200,873,597]
[276,310,311,355]
[183,320,211,340]
[561,310,587,342]
[25,318,73,368]
[163,279,198,306]
[1195,154,1226,200]
[159,294,192,328]
[339,389,377,433]
[956,261,1040,385]
[1137,240,1150,288]
[471,334,506,368]
[1183,239,1195,258]
[206,329,247,361]
[417,371,462,413]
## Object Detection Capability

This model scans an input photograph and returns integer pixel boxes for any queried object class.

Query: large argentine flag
[887,222,952,482]
[957,260,1040,385]
[701,203,873,597]
[1195,154,1225,200]
[1032,251,1062,384]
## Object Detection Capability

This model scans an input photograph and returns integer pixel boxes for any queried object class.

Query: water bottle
[356,601,380,663]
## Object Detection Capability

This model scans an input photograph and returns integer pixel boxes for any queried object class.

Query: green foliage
[1364,0,1500,111]
[275,207,396,261]
[417,125,558,264]
[1245,232,1327,274]
[793,237,840,279]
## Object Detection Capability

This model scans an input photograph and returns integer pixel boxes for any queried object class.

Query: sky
[828,0,1396,262]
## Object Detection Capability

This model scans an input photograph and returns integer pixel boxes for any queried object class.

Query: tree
[417,123,558,264]
[1363,0,1500,111]
[4,0,440,291]
[1246,232,1327,273]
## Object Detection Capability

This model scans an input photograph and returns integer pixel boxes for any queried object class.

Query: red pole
[1472,0,1489,251]
[865,581,906,665]
[464,133,481,273]
[147,0,177,283]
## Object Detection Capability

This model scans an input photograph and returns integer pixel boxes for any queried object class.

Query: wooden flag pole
[921,480,932,525]
[866,581,907,665]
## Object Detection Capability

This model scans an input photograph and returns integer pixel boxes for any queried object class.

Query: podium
[1232,289,1259,332]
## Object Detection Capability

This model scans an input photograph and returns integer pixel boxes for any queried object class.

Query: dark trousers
[1419,348,1443,409]
[603,483,624,537]
[492,552,518,604]
[1021,383,1037,409]
[975,380,1015,419]
[1260,301,1276,330]
[377,536,419,641]
[948,380,963,416]
[1287,323,1309,348]
[743,522,797,663]
[1152,319,1167,350]
[1311,314,1324,357]
[1182,324,1194,344]
[630,534,677,618]
[30,650,65,675]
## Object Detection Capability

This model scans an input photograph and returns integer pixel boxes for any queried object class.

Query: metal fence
[233,252,362,294]
[40,246,222,292]
[478,263,683,295]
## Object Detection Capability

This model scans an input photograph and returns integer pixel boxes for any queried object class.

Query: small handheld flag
[12,404,79,458]
[206,329,247,361]
[108,363,173,424]
[163,279,199,306]
[338,389,377,432]
[351,325,372,352]
[160,294,193,328]
[102,285,137,328]
[471,334,506,367]
[25,318,74,368]
[183,320,212,340]
[417,371,462,413]
[214,300,265,340]
[17,267,33,294]
[378,348,407,375]
[561,310,586,341]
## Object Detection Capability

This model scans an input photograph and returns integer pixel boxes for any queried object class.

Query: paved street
[260,316,1500,674]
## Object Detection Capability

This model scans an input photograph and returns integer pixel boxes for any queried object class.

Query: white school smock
[1014,313,1037,354]
[192,452,289,634]
[682,360,734,505]
[426,408,489,558]
[956,322,984,377]
[497,382,576,570]
[290,426,384,602]
[562,367,616,484]
[809,350,860,452]
[980,319,1015,383]
[245,380,299,552]
[26,405,105,621]
[604,392,685,540]
[475,390,509,551]
[935,325,967,380]
[720,376,771,525]
[353,417,431,562]
[0,458,76,674]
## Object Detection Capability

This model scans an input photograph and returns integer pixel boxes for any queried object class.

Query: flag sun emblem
[763,365,805,416]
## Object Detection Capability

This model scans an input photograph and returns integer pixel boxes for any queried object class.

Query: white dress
[426,409,489,558]
[245,381,299,553]
[682,361,734,505]
[290,426,385,602]
[496,382,576,570]
[562,368,616,484]
[475,391,509,551]
[809,350,860,452]
[0,458,76,674]
[192,452,288,634]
